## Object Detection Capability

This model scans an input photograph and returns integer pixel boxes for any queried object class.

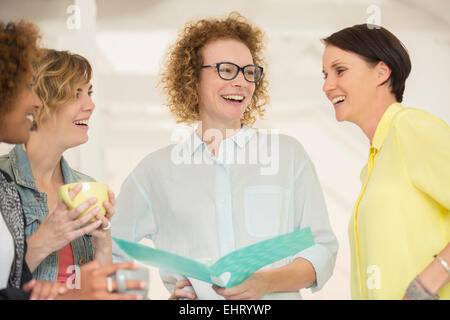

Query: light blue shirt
[112,126,338,299]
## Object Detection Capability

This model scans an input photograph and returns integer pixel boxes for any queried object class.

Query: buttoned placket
[206,140,236,257]
[353,146,378,298]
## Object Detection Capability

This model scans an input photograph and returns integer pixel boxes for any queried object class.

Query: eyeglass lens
[217,63,262,82]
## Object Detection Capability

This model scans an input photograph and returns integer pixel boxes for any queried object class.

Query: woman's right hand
[57,260,146,300]
[26,183,104,271]
[169,279,197,300]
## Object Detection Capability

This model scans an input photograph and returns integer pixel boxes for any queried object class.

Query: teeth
[223,95,244,101]
[332,96,346,104]
[74,120,88,125]
[26,114,34,122]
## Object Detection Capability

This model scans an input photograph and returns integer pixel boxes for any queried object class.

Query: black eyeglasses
[201,62,263,83]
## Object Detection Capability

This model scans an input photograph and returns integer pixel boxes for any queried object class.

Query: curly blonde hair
[32,49,92,126]
[160,12,269,126]
[0,20,41,120]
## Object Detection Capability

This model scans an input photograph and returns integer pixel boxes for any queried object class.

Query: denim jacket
[0,144,95,281]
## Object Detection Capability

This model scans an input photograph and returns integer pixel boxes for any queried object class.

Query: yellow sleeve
[395,109,450,210]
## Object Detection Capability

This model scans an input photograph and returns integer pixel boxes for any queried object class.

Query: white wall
[1,0,449,300]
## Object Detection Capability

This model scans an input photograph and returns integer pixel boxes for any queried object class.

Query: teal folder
[113,227,314,288]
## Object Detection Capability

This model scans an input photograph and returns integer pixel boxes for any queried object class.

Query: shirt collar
[9,144,73,190]
[371,103,404,151]
[187,125,256,156]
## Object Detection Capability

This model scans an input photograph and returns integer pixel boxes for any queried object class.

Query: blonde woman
[0,49,115,283]
[112,13,338,300]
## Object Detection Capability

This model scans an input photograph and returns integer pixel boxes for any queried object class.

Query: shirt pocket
[244,185,286,238]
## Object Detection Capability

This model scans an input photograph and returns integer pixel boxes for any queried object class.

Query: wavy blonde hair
[160,12,269,126]
[32,49,92,126]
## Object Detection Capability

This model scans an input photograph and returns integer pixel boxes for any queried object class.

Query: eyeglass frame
[200,62,264,83]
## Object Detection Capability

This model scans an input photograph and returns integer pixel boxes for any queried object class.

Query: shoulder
[254,129,306,150]
[255,129,309,158]
[391,106,450,153]
[393,107,449,131]
[132,144,175,173]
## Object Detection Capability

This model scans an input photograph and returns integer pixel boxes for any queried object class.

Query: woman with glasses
[112,12,338,300]
[322,24,450,299]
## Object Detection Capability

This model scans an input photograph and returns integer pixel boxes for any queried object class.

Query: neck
[196,115,242,156]
[25,129,66,186]
[356,93,397,143]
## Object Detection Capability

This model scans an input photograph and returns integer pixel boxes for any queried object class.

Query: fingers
[68,183,83,200]
[68,218,102,239]
[105,293,143,300]
[170,288,197,300]
[29,281,64,300]
[80,259,102,272]
[23,279,36,292]
[94,261,140,278]
[93,211,110,229]
[103,201,115,220]
[78,206,101,224]
[105,279,147,292]
[107,190,116,206]
[169,280,196,300]
[213,285,248,300]
[67,197,98,220]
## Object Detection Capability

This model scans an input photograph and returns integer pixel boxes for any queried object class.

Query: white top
[112,125,338,299]
[0,209,15,288]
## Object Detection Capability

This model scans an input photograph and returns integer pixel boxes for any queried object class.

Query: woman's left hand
[91,190,115,240]
[91,190,115,264]
[212,271,271,300]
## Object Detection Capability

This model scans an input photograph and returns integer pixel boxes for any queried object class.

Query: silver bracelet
[405,276,439,300]
[434,254,450,275]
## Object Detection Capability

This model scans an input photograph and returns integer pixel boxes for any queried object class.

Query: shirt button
[78,258,85,265]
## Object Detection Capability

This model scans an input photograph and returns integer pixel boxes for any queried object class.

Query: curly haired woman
[112,12,338,300]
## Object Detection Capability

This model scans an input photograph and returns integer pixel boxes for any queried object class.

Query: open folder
[113,227,314,288]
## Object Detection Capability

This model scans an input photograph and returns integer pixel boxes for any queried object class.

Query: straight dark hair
[322,24,411,102]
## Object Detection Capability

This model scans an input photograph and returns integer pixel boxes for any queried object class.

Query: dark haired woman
[322,24,450,300]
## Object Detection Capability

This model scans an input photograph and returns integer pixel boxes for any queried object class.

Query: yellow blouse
[349,103,450,299]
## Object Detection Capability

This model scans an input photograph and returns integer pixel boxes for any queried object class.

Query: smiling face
[40,82,94,148]
[0,82,42,144]
[322,45,381,124]
[197,38,256,128]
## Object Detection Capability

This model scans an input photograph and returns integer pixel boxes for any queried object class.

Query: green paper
[113,227,314,288]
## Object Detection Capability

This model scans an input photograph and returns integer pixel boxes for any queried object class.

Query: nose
[322,75,336,94]
[230,69,248,87]
[32,90,43,110]
[83,95,95,112]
